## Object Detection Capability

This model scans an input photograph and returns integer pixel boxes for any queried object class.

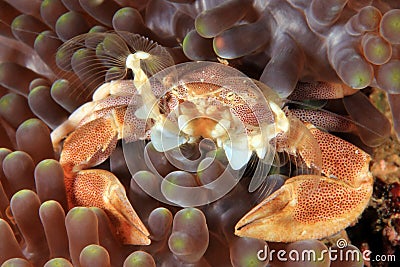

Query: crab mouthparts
[181,117,218,139]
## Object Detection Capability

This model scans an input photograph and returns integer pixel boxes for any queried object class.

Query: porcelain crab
[51,32,373,245]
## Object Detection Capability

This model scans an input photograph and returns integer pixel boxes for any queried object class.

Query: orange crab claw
[73,169,150,245]
[235,127,373,242]
[56,103,150,245]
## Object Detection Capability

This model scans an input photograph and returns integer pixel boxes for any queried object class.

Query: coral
[0,0,397,266]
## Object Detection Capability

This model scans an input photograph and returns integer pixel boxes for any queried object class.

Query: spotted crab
[51,32,373,245]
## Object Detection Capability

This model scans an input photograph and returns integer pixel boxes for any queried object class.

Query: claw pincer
[235,125,373,242]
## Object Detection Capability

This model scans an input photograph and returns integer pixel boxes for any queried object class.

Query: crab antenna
[126,51,161,120]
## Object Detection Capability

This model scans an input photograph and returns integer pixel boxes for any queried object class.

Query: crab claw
[235,175,372,242]
[73,169,150,245]
[57,110,150,245]
[235,127,373,242]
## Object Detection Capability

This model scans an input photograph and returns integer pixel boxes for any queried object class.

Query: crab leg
[235,125,373,242]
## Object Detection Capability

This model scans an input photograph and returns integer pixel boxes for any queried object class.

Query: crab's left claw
[74,169,150,245]
[235,127,373,242]
[235,174,372,242]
